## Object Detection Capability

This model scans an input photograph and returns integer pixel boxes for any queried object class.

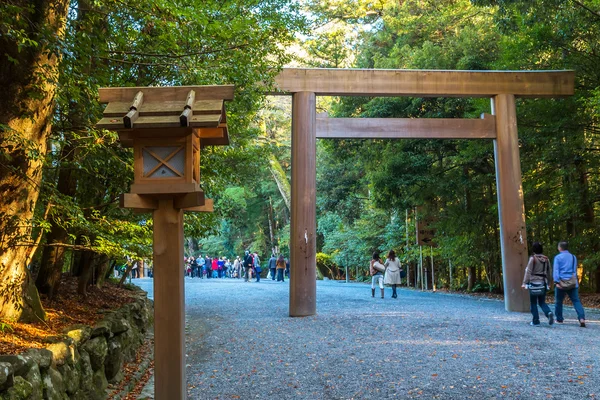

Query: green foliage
[0,0,308,299]
[0,321,14,333]
[299,0,600,292]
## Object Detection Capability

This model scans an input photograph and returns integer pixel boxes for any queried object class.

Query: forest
[1,0,599,322]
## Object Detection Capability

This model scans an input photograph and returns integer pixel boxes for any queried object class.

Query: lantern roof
[95,85,234,147]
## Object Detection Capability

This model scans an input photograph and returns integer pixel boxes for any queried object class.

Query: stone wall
[0,291,153,400]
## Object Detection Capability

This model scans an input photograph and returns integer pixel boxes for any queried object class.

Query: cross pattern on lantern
[142,146,185,178]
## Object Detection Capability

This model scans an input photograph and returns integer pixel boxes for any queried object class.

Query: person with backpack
[521,242,554,326]
[553,241,586,327]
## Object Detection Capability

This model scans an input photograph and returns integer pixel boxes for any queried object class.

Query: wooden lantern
[96,85,234,210]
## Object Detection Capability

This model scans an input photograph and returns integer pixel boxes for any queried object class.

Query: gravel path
[134,277,600,399]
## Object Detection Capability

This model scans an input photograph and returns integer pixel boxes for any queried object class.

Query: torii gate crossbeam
[273,68,575,315]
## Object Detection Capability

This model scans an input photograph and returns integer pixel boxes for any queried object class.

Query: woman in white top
[384,250,402,299]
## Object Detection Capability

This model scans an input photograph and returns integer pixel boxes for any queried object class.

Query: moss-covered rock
[2,376,32,400]
[65,326,91,346]
[25,363,42,400]
[76,351,93,393]
[104,339,123,383]
[92,368,108,392]
[23,349,52,371]
[82,337,107,372]
[109,317,130,335]
[0,362,13,387]
[91,321,111,339]
[42,367,66,400]
[0,356,27,377]
[57,363,79,395]
[46,341,70,367]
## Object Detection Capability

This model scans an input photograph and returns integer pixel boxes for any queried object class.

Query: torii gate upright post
[289,92,317,317]
[492,94,529,312]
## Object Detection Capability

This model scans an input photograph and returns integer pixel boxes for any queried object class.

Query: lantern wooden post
[97,85,233,400]
[290,91,317,317]
[153,199,185,399]
[492,94,529,312]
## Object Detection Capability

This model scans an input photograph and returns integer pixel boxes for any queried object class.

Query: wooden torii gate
[272,68,575,316]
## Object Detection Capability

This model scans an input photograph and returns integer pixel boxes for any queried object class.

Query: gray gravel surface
[134,277,600,399]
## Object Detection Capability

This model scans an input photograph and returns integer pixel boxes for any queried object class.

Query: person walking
[276,254,286,282]
[268,254,277,280]
[521,242,554,326]
[253,252,262,282]
[233,256,240,278]
[384,250,402,299]
[205,256,212,279]
[197,255,205,279]
[370,252,385,298]
[211,257,219,279]
[243,251,253,282]
[553,241,586,327]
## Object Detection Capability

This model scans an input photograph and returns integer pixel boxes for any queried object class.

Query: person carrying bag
[553,241,586,327]
[521,242,554,326]
[370,252,386,299]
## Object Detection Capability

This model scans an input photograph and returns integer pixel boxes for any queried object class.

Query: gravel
[134,277,600,399]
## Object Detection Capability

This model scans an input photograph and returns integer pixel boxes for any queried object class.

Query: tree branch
[571,0,600,20]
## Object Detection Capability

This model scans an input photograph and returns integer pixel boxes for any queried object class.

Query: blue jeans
[529,292,551,324]
[270,268,277,280]
[276,269,284,281]
[255,269,261,282]
[555,287,585,322]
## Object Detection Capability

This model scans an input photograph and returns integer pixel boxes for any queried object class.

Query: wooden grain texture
[153,199,185,399]
[492,94,529,313]
[289,92,317,317]
[273,68,574,98]
[96,117,125,130]
[103,100,223,117]
[173,191,205,209]
[189,113,221,128]
[183,199,214,212]
[130,182,200,194]
[316,114,496,139]
[99,85,234,102]
[119,193,158,209]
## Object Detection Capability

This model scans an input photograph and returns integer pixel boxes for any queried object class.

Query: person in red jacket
[211,257,219,278]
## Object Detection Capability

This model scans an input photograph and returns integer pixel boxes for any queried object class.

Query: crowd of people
[184,252,290,282]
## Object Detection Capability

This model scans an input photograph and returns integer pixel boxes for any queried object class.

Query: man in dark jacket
[243,251,254,282]
[268,254,277,280]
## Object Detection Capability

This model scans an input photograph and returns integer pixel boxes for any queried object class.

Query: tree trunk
[35,141,77,299]
[119,260,135,286]
[77,251,98,297]
[93,255,110,287]
[467,266,475,291]
[0,0,70,320]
